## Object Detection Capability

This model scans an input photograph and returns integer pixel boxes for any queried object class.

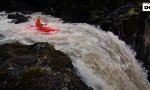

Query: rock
[0,42,92,90]
[7,13,29,24]
[142,15,150,81]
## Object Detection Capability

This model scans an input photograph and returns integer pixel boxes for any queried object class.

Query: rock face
[143,15,150,81]
[0,42,92,90]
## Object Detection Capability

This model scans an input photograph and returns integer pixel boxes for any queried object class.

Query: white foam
[0,12,149,90]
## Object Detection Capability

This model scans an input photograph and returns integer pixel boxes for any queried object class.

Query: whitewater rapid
[0,12,150,90]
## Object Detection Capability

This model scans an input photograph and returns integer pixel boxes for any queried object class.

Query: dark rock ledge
[0,42,92,90]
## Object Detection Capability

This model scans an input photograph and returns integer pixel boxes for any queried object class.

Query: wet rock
[7,13,29,24]
[0,42,92,90]
[142,15,150,81]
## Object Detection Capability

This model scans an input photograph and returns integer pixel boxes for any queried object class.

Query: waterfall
[0,12,150,90]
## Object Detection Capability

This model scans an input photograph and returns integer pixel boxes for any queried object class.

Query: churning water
[0,12,149,90]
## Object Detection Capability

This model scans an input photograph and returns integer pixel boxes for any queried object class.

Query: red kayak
[37,26,59,32]
[27,25,59,32]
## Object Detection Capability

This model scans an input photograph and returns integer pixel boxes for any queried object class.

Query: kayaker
[35,16,43,28]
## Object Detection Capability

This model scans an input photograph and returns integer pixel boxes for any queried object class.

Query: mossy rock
[0,42,92,90]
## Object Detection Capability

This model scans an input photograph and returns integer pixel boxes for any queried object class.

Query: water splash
[0,12,149,90]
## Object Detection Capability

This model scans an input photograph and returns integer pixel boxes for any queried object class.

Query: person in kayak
[35,16,43,28]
